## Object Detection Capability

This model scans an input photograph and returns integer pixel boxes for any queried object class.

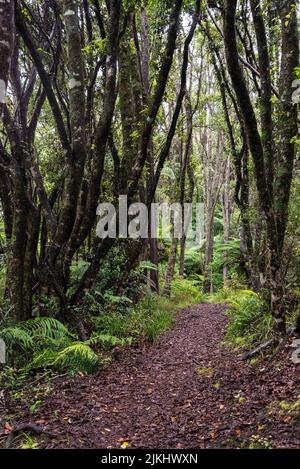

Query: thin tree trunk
[0,0,15,117]
[222,154,232,287]
[163,235,179,298]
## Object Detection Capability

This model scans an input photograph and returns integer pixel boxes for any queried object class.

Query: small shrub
[143,309,173,343]
[170,277,204,306]
[225,290,273,348]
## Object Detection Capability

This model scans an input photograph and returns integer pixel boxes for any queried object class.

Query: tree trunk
[163,237,178,298]
[203,212,214,294]
[0,0,15,117]
[222,154,232,287]
[223,0,298,334]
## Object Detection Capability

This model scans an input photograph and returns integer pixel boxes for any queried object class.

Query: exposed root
[5,424,48,449]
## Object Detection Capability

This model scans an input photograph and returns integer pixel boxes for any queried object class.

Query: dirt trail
[5,304,300,448]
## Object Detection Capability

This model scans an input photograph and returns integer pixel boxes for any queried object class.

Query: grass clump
[170,277,205,307]
[92,294,174,345]
[141,303,174,343]
[92,277,204,344]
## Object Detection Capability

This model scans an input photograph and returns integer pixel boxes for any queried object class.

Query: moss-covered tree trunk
[223,0,299,334]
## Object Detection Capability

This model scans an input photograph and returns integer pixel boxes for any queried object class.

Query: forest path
[8,304,299,448]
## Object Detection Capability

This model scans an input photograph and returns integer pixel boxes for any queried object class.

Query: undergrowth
[0,277,202,386]
[224,290,273,347]
[1,275,296,385]
[92,277,204,345]
[209,288,299,350]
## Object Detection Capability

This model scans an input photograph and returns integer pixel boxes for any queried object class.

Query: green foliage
[89,333,133,349]
[28,348,59,371]
[70,260,90,284]
[214,239,242,267]
[170,277,204,306]
[210,238,245,290]
[143,309,173,343]
[22,341,100,375]
[0,327,33,352]
[0,317,100,376]
[184,247,203,277]
[73,247,148,316]
[225,290,273,347]
[82,38,107,59]
[29,400,43,413]
[278,394,300,422]
[92,295,173,345]
[93,312,130,338]
[160,165,176,181]
[52,343,100,374]
[21,317,74,341]
[19,434,39,450]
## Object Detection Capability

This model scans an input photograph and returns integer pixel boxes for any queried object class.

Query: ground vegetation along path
[5,304,300,448]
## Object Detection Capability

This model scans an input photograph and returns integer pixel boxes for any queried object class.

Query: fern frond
[22,317,75,341]
[53,343,100,374]
[239,289,258,297]
[0,327,33,351]
[26,348,58,370]
[89,333,132,348]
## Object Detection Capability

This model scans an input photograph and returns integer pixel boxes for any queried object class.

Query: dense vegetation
[0,1,300,450]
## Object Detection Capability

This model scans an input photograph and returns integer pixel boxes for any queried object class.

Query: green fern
[137,261,158,272]
[89,333,132,349]
[52,343,100,374]
[26,348,59,370]
[0,327,33,352]
[0,317,75,354]
[0,317,101,375]
[21,317,75,341]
